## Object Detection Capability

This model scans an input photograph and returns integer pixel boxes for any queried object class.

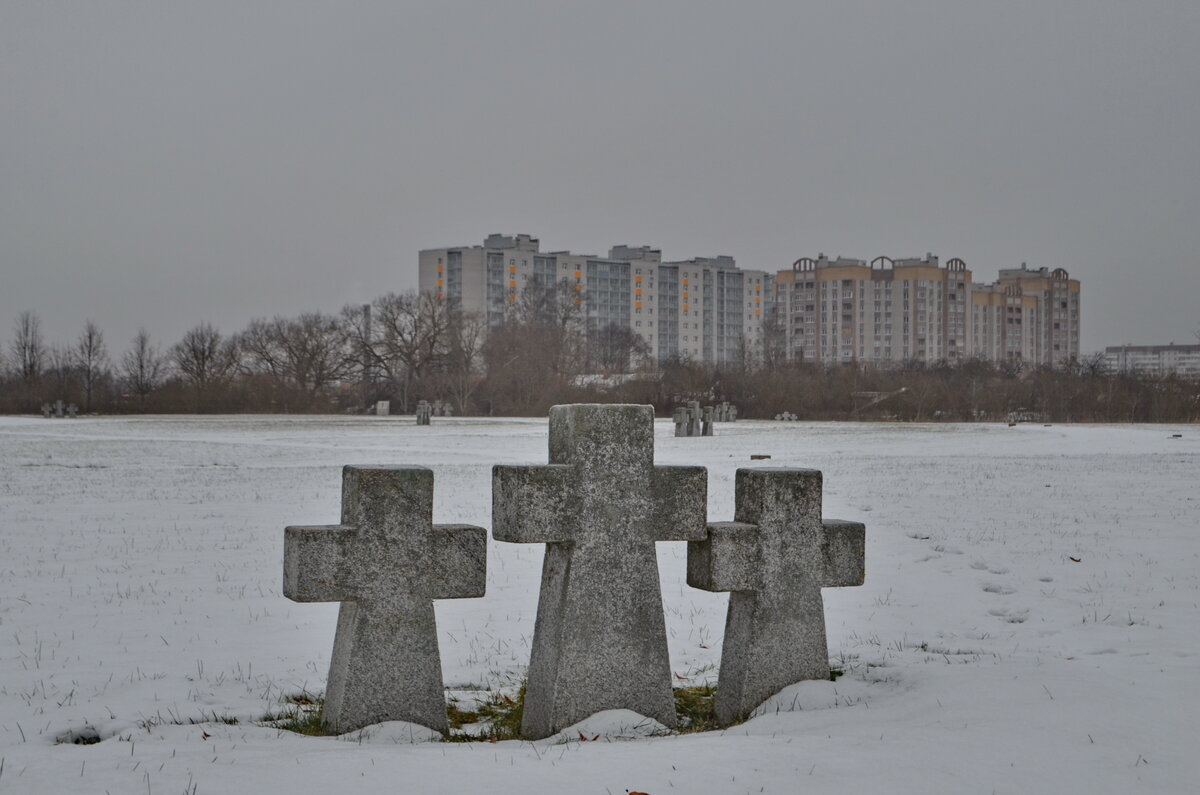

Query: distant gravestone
[493,404,707,738]
[688,469,865,725]
[673,407,688,437]
[702,406,715,436]
[54,400,64,418]
[375,400,390,416]
[442,403,453,417]
[415,400,431,425]
[41,404,52,418]
[687,401,701,436]
[283,466,486,733]
[66,404,78,418]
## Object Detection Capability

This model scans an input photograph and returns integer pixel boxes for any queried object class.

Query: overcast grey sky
[3,1,1198,356]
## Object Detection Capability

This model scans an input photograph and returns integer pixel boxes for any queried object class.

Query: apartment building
[1104,344,1200,378]
[994,265,1082,368]
[419,234,770,366]
[772,254,973,364]
[771,255,1080,367]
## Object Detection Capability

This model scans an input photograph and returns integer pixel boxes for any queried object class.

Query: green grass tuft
[673,685,719,733]
[445,685,525,742]
[262,693,338,737]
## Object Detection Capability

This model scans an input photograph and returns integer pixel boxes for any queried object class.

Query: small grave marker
[688,468,865,725]
[284,466,486,733]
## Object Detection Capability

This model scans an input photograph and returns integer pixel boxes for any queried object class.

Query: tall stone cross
[493,404,707,739]
[284,466,486,734]
[688,468,864,725]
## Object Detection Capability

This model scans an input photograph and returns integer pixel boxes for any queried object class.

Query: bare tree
[74,320,110,412]
[44,344,75,401]
[237,312,351,408]
[121,329,166,411]
[10,311,45,382]
[357,291,452,411]
[171,323,239,410]
[589,323,650,373]
[440,308,486,413]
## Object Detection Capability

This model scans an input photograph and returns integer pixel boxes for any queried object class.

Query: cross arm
[820,519,866,587]
[492,464,575,544]
[687,521,761,592]
[427,524,488,600]
[283,525,359,603]
[651,465,708,541]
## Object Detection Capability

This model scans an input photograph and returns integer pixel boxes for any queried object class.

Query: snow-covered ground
[0,414,1196,794]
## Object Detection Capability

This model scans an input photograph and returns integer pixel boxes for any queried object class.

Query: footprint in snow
[982,582,1017,595]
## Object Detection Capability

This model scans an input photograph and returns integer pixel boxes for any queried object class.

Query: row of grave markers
[284,404,865,738]
[673,401,738,437]
[41,401,78,418]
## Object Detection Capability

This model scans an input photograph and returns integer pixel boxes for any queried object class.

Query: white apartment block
[419,234,770,366]
[772,256,1081,367]
[1104,344,1200,378]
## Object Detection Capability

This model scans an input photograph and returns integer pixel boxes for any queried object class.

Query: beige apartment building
[772,256,1080,367]
[773,254,973,364]
[419,234,770,366]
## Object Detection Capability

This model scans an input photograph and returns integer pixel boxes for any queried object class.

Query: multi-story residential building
[994,265,1082,368]
[771,255,1079,367]
[970,283,1039,363]
[1104,344,1200,378]
[773,253,973,364]
[419,234,1081,369]
[419,234,769,366]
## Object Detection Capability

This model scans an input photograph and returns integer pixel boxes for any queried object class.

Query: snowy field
[0,414,1196,794]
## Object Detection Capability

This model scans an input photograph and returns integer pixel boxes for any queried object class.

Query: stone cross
[54,400,64,418]
[493,404,707,739]
[67,404,78,418]
[687,400,701,436]
[688,468,864,725]
[673,407,687,437]
[415,400,431,425]
[284,466,486,734]
[41,404,51,418]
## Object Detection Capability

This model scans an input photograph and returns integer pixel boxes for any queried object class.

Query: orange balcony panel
[683,304,689,312]
[437,279,444,288]
[508,294,516,303]
[683,278,689,286]
[683,291,689,299]
[635,288,642,296]
[509,280,516,289]
[575,284,582,291]
[635,301,642,309]
[574,271,582,279]
[437,265,444,273]
[635,275,643,283]
[755,309,761,316]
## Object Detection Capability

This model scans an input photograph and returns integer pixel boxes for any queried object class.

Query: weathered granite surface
[284,466,486,733]
[493,404,707,739]
[688,468,865,725]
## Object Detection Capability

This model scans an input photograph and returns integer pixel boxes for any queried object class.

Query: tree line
[2,287,1197,422]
